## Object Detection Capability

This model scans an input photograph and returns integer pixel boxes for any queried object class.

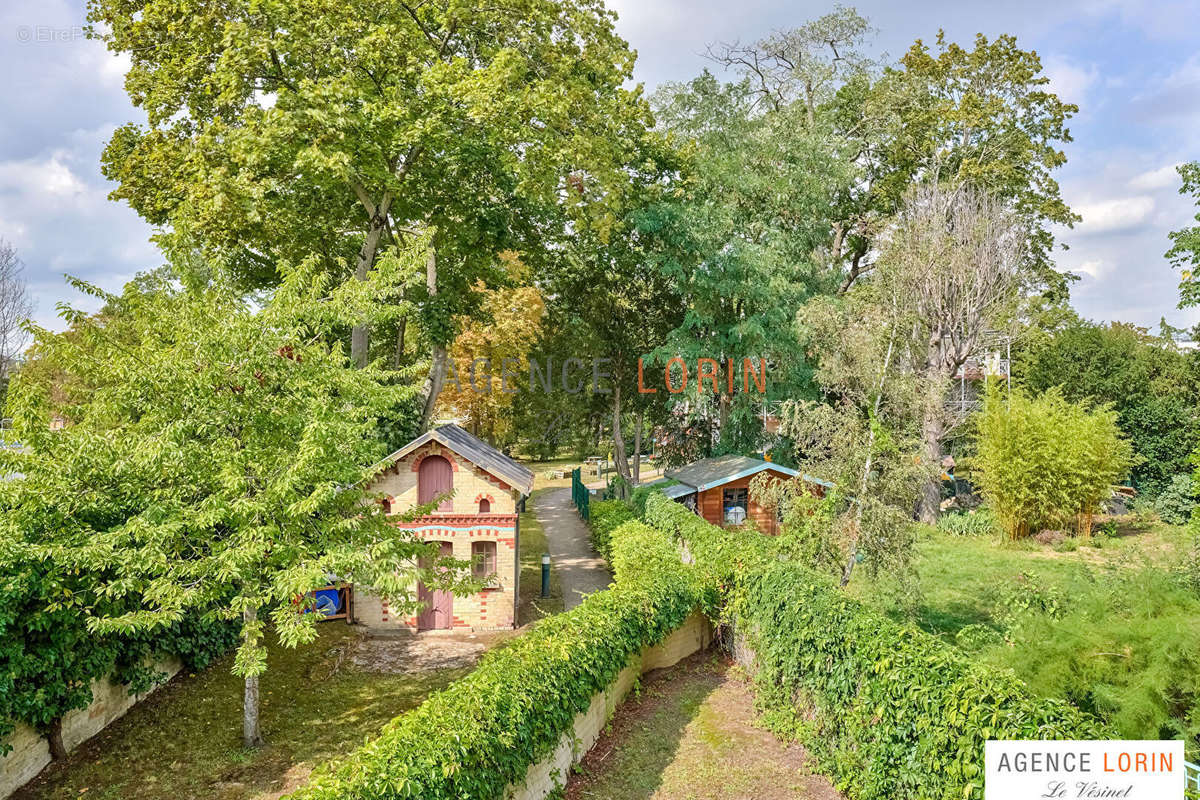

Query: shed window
[472,541,497,580]
[723,487,748,525]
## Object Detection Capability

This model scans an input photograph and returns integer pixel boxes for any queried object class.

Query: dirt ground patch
[566,651,843,800]
[349,629,513,673]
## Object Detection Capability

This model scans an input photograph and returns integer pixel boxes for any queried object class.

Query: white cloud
[1072,259,1106,278]
[1075,196,1156,234]
[1043,55,1099,106]
[1128,163,1183,191]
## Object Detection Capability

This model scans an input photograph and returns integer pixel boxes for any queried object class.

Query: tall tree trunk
[392,315,407,369]
[242,608,263,748]
[47,716,67,760]
[842,305,898,587]
[917,400,945,524]
[418,247,446,431]
[350,195,393,369]
[611,384,630,494]
[632,406,643,485]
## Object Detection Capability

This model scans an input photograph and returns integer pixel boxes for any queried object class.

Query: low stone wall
[506,610,713,800]
[0,658,181,799]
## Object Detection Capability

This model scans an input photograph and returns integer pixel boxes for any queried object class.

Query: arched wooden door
[417,540,454,631]
[418,455,453,511]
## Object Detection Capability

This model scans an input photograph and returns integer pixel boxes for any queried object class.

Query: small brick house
[355,424,534,632]
[662,454,831,535]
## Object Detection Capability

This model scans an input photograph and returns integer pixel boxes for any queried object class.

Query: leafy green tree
[647,72,846,456]
[1014,319,1200,495]
[971,386,1135,540]
[830,31,1078,299]
[765,283,934,589]
[89,0,652,425]
[1,259,476,747]
[1167,161,1200,307]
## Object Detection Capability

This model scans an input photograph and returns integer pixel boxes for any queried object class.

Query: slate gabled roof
[381,423,535,496]
[665,454,799,492]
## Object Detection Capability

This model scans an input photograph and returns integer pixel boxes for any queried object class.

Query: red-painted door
[418,455,453,511]
[417,541,454,631]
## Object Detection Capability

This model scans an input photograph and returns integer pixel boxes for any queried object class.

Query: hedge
[287,517,699,800]
[0,553,239,749]
[586,499,635,560]
[644,492,1104,800]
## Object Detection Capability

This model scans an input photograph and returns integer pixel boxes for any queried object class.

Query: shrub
[1155,473,1196,525]
[971,386,1135,539]
[644,493,1103,800]
[976,568,1200,753]
[936,508,997,536]
[289,518,699,800]
[630,480,676,518]
[587,500,635,560]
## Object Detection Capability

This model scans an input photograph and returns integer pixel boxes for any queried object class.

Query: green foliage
[630,480,675,518]
[971,386,1136,539]
[978,568,1200,755]
[1156,474,1197,526]
[287,519,699,800]
[1167,161,1200,307]
[644,493,1101,800]
[937,508,998,537]
[0,261,475,744]
[1014,319,1200,495]
[587,500,636,560]
[0,548,238,746]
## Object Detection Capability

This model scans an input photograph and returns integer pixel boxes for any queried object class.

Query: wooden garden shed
[663,454,831,535]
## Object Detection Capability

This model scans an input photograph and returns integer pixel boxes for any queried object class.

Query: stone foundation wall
[0,658,181,799]
[505,610,714,800]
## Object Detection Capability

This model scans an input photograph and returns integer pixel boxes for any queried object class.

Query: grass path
[566,652,843,800]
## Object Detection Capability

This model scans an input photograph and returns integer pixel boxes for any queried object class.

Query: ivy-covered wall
[643,492,1104,800]
[287,518,701,800]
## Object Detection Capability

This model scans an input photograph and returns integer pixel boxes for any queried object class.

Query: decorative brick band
[391,514,518,528]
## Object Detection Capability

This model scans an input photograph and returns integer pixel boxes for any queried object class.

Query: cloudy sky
[3,0,1198,333]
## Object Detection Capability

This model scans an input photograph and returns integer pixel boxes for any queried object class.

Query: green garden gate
[571,467,589,521]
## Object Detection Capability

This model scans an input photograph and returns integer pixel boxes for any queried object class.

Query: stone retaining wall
[0,658,181,799]
[505,610,714,800]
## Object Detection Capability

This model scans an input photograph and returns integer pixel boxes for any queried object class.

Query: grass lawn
[518,487,565,624]
[852,519,1200,753]
[14,624,471,800]
[852,518,1195,639]
[565,651,842,800]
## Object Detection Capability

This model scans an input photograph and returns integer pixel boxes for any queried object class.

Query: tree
[0,258,478,747]
[648,72,847,457]
[877,182,1026,523]
[89,0,652,424]
[970,386,1135,540]
[1014,319,1200,495]
[1167,161,1200,308]
[0,239,33,406]
[829,31,1078,298]
[765,284,933,589]
[437,257,546,448]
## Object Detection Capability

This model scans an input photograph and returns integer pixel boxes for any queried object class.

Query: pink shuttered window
[418,455,453,511]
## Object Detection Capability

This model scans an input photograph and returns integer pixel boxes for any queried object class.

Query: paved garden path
[534,487,612,609]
